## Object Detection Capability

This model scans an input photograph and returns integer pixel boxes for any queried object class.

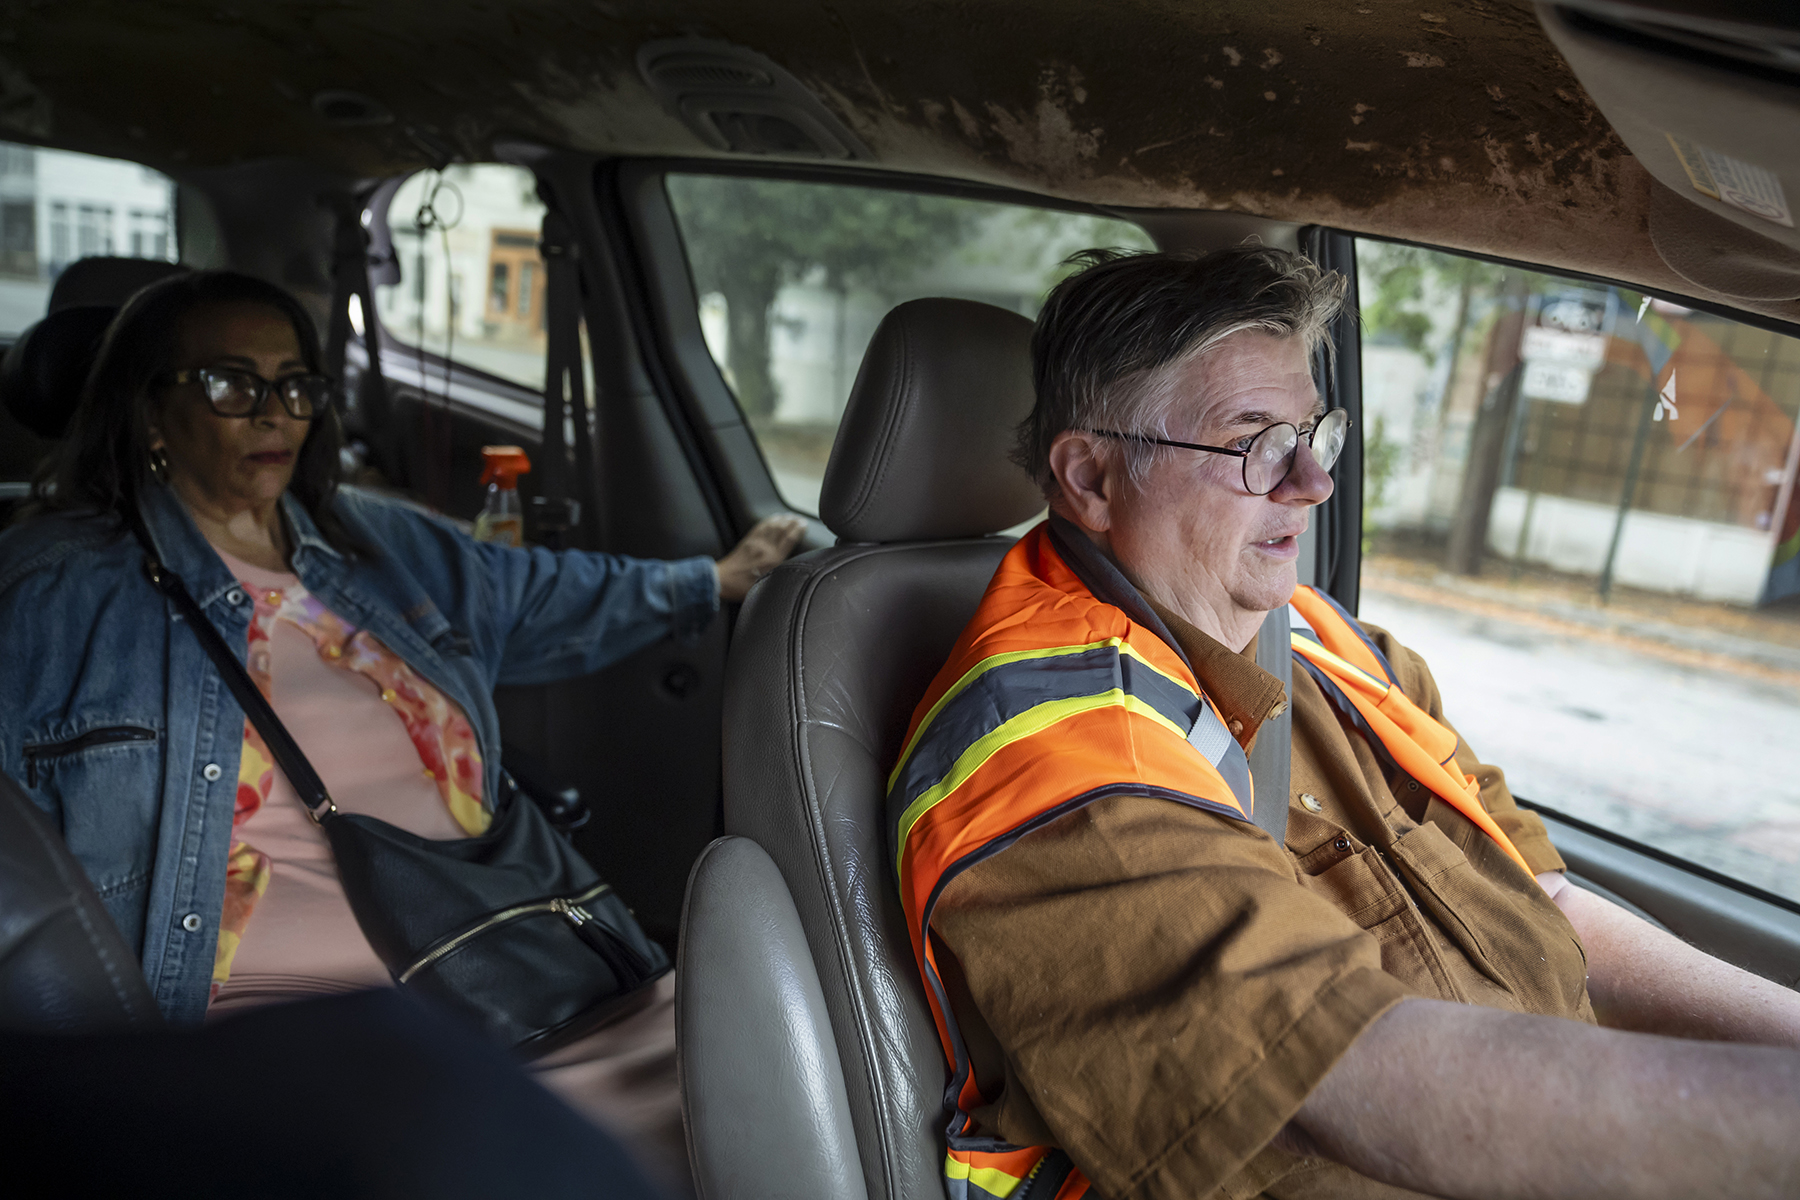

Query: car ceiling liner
[1541,1,1800,301]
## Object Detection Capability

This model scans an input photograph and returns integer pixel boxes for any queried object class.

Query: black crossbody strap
[127,510,336,822]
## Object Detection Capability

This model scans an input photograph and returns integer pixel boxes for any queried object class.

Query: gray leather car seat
[0,771,161,1033]
[681,297,1044,1200]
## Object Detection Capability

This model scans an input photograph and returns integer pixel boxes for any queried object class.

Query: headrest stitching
[848,311,916,529]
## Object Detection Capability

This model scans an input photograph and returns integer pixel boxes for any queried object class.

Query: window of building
[489,260,510,313]
[664,174,1156,514]
[128,208,170,260]
[0,201,33,277]
[0,140,177,339]
[1355,238,1800,903]
[75,203,113,258]
[374,165,549,390]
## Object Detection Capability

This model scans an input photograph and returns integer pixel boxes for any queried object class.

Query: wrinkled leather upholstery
[0,772,160,1033]
[47,255,187,313]
[697,297,1039,1200]
[1,256,188,440]
[0,305,116,438]
[679,837,868,1200]
[720,541,1013,1200]
[821,298,1043,543]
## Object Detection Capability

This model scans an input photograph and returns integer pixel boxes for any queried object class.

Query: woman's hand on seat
[715,516,808,602]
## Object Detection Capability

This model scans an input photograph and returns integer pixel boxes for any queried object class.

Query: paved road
[1359,587,1800,903]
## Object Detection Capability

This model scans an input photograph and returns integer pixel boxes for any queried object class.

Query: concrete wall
[1487,486,1774,604]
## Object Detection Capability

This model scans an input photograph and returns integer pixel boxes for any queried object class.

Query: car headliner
[3,0,1794,322]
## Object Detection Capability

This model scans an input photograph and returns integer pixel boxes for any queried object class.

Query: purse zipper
[23,726,157,787]
[397,880,614,983]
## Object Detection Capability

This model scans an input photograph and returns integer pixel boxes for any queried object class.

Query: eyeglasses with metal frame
[1089,407,1351,496]
[159,365,335,421]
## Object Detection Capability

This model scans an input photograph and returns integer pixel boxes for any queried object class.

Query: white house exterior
[0,140,175,337]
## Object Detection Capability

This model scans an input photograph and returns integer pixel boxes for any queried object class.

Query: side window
[1356,239,1800,902]
[664,175,1155,514]
[0,140,178,338]
[374,164,549,391]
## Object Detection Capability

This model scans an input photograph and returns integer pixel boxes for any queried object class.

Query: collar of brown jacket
[1043,512,1289,753]
[1141,595,1290,753]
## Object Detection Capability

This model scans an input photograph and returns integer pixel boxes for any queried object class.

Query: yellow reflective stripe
[889,637,1196,791]
[1290,631,1389,696]
[945,1153,1029,1199]
[895,690,1189,874]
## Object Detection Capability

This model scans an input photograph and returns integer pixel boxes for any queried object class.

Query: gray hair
[1014,244,1348,494]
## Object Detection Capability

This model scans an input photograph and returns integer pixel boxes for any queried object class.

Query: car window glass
[374,164,549,391]
[0,139,177,339]
[664,174,1156,514]
[1356,238,1800,903]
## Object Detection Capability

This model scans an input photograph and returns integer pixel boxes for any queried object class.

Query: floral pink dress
[213,576,489,991]
[203,548,687,1192]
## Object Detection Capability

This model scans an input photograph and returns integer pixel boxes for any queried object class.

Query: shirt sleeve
[478,541,719,685]
[931,794,1409,1200]
[1361,624,1567,876]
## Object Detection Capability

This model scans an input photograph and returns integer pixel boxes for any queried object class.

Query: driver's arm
[1537,870,1800,1048]
[1285,995,1800,1200]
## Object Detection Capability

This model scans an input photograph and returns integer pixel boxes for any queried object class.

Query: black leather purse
[134,526,670,1058]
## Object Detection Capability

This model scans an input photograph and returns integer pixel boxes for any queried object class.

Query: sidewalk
[1362,552,1800,687]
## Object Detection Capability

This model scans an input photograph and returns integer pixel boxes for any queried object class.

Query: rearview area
[1357,239,1800,903]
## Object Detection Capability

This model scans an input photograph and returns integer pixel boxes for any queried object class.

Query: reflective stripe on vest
[1286,586,1532,876]
[891,525,1254,1200]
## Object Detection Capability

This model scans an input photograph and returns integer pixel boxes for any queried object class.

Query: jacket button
[1333,836,1352,852]
[180,913,202,932]
[202,762,222,781]
[1299,793,1322,813]
[226,588,246,606]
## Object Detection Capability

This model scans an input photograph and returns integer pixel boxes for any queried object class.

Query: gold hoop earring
[148,447,170,483]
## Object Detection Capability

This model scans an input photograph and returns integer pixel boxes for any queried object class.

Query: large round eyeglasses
[158,365,334,421]
[1090,408,1350,496]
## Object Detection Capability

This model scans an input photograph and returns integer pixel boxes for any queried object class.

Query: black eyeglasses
[159,365,334,421]
[1090,408,1350,496]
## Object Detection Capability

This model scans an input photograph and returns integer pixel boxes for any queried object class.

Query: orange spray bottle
[473,445,531,546]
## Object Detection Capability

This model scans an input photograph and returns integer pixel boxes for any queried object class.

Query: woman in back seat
[0,269,802,1192]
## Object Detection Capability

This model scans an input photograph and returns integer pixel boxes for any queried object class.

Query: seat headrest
[48,256,187,313]
[0,306,115,439]
[819,298,1044,543]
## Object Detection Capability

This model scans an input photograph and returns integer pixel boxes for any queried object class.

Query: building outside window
[0,140,177,338]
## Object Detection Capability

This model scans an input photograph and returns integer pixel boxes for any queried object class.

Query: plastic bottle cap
[479,445,532,488]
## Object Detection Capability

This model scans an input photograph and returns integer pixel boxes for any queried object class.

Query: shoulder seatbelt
[323,193,388,437]
[533,209,589,549]
[1245,605,1292,848]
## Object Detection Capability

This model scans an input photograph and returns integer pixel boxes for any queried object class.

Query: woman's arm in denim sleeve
[473,539,719,686]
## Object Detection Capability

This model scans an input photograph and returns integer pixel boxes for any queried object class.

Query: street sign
[1520,326,1608,371]
[1522,360,1593,404]
[1516,286,1617,406]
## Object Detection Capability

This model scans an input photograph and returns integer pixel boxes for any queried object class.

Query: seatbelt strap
[534,209,587,549]
[323,194,387,429]
[1245,605,1292,848]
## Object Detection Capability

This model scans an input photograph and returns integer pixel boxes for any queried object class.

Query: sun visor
[1539,2,1800,299]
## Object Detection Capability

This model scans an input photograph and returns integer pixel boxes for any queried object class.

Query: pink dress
[207,547,687,1191]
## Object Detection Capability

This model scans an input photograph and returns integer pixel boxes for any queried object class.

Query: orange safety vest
[890,526,1529,1200]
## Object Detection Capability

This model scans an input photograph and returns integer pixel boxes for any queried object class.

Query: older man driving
[890,247,1800,1200]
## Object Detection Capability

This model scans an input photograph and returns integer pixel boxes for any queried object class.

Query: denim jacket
[0,482,718,1025]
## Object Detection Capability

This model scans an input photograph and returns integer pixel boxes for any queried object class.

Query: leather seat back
[685,298,1042,1200]
[0,771,160,1033]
